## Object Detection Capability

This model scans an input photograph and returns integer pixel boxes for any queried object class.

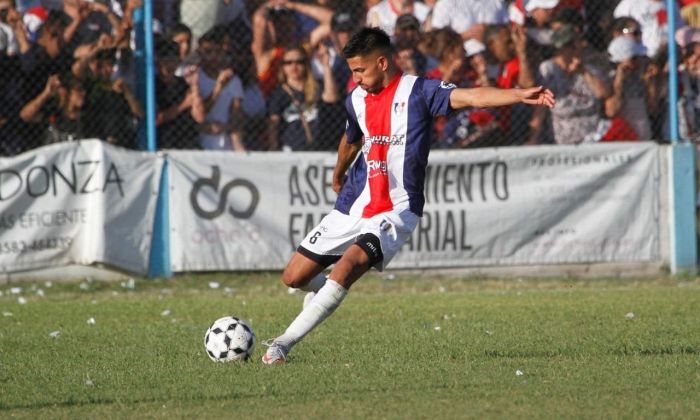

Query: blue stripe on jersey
[403,78,454,216]
[334,157,366,214]
[344,89,363,143]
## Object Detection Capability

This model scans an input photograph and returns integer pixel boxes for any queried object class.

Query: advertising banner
[168,142,660,271]
[0,140,162,274]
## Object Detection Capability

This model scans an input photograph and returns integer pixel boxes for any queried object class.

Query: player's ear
[377,55,389,71]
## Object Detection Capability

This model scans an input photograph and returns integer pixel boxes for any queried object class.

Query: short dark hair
[169,22,192,37]
[156,39,179,58]
[342,27,393,59]
[552,7,583,31]
[483,24,509,44]
[198,28,222,46]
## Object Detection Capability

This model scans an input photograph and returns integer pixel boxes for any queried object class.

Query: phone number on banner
[0,237,73,255]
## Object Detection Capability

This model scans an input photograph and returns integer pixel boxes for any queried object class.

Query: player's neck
[382,68,401,88]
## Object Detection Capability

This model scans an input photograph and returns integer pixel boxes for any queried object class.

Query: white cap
[464,39,485,57]
[608,36,647,63]
[525,0,560,13]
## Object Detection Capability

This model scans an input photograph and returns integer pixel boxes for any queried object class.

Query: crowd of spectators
[2,0,700,155]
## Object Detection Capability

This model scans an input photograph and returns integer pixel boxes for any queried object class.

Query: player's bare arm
[449,86,556,109]
[332,134,362,194]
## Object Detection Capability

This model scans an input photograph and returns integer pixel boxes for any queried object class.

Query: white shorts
[298,208,419,271]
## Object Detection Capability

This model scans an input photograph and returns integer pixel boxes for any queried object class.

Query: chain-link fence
[1,0,699,155]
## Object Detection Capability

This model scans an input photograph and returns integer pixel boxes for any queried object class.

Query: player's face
[347,50,389,94]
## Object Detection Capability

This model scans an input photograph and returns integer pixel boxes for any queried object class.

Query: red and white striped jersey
[335,73,456,218]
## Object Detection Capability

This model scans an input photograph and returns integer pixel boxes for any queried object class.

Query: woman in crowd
[267,44,341,151]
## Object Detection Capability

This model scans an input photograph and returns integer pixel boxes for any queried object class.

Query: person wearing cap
[552,7,609,74]
[307,10,358,96]
[154,39,204,149]
[464,39,490,87]
[366,0,430,38]
[614,0,685,59]
[429,0,507,42]
[605,35,656,140]
[529,23,610,145]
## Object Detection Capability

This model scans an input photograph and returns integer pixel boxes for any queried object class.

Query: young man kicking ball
[262,27,555,364]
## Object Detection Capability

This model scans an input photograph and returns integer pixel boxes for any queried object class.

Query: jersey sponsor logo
[366,134,405,146]
[440,81,457,89]
[367,159,388,178]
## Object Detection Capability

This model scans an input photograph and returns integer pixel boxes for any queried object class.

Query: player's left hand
[520,86,555,108]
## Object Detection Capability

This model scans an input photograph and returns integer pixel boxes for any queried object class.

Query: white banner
[0,140,162,274]
[168,142,660,271]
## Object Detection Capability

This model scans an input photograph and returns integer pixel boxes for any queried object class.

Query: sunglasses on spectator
[282,59,305,65]
[622,27,642,37]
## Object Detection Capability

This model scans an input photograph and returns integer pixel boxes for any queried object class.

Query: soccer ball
[204,316,256,362]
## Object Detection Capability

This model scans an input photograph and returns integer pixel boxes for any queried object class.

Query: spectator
[605,36,656,140]
[424,27,467,84]
[252,2,300,97]
[395,34,426,76]
[282,0,334,44]
[530,24,610,144]
[676,26,700,140]
[483,24,536,89]
[429,0,507,41]
[155,39,204,149]
[64,0,120,50]
[224,24,268,150]
[614,0,684,59]
[267,45,341,151]
[610,16,643,43]
[308,10,358,95]
[510,0,560,68]
[464,39,489,87]
[82,47,142,147]
[366,0,431,37]
[481,24,534,141]
[552,7,609,74]
[0,25,22,155]
[393,13,433,73]
[19,74,87,144]
[424,29,503,148]
[394,12,421,42]
[167,22,193,77]
[194,29,245,151]
[17,10,72,150]
[0,0,19,55]
[179,0,249,42]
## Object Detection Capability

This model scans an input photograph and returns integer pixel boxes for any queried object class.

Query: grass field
[1,272,699,419]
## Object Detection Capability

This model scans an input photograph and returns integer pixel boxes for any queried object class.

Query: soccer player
[262,27,555,365]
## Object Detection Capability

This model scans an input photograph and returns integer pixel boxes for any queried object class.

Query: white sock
[299,272,326,292]
[276,279,347,348]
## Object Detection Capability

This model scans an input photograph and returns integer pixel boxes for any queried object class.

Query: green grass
[1,273,699,419]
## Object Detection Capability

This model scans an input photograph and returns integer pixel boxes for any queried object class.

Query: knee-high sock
[299,272,326,292]
[276,279,347,348]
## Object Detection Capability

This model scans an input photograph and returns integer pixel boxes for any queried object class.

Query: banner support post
[667,0,698,274]
[136,0,171,278]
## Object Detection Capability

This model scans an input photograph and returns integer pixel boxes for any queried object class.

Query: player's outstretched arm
[332,134,362,194]
[449,86,556,110]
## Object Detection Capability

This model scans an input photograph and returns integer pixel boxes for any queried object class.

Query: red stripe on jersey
[362,74,402,218]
